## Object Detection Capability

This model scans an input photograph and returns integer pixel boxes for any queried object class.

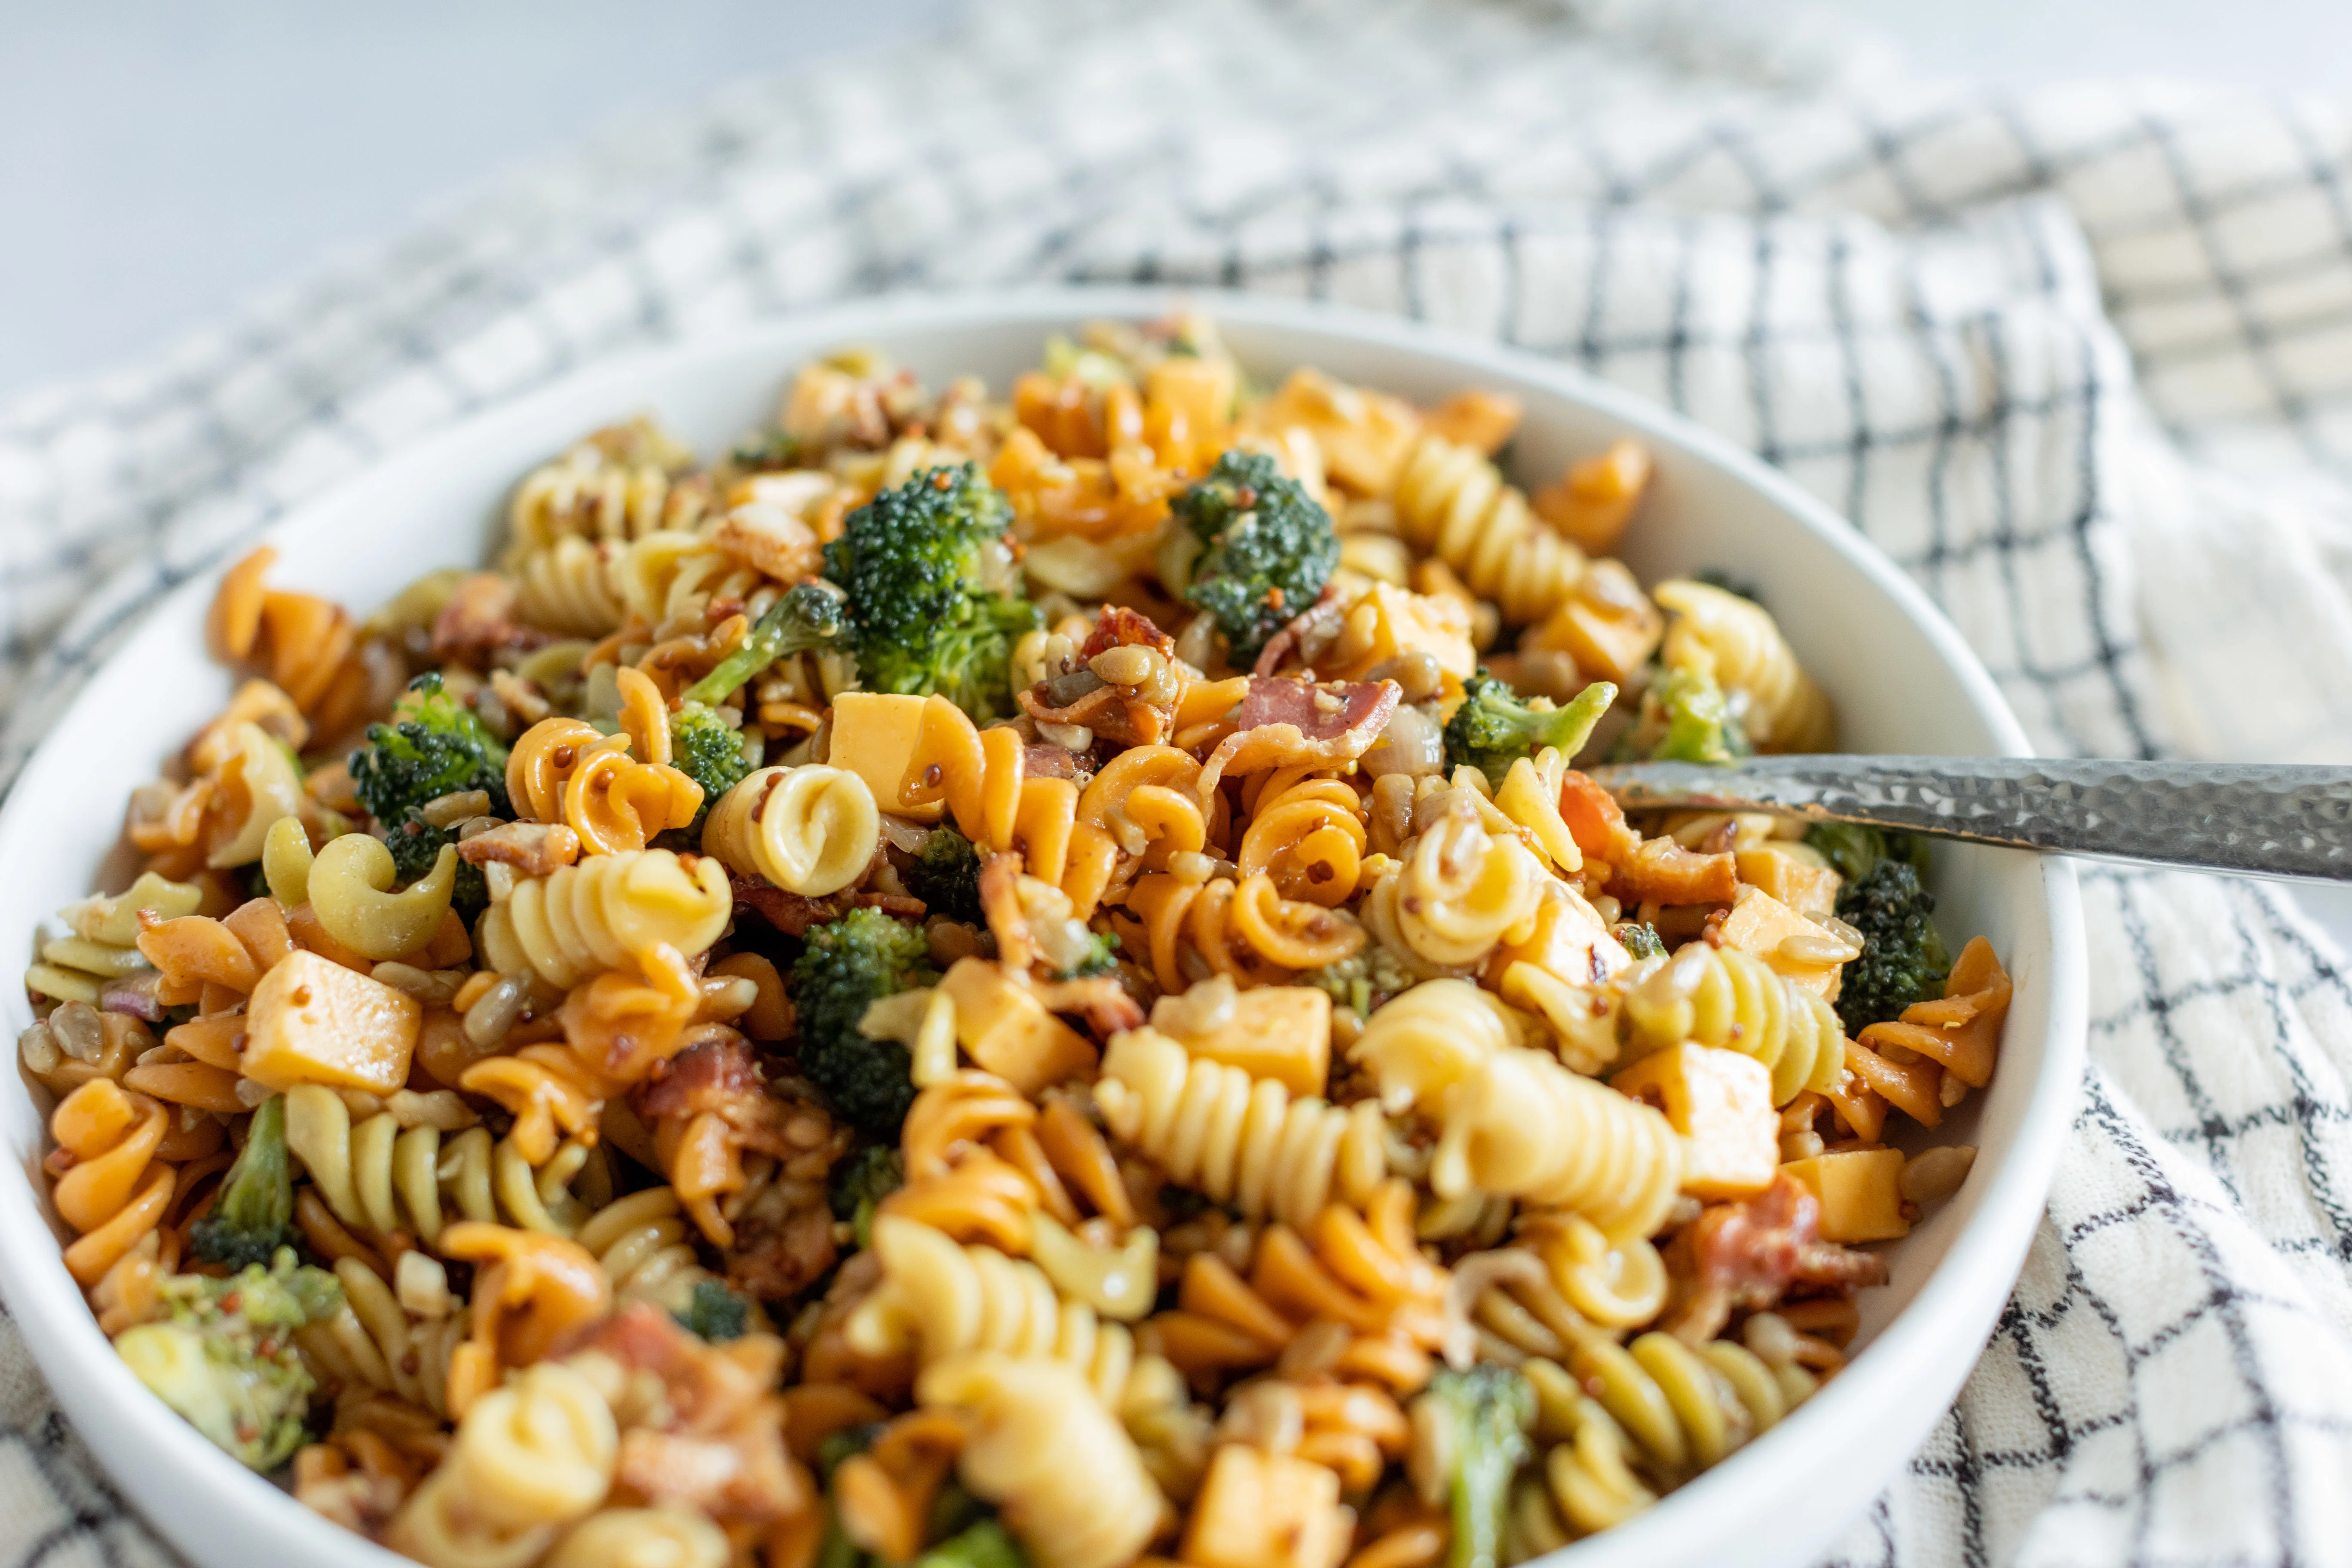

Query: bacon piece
[1033,974,1147,1038]
[1080,605,1175,660]
[637,1035,764,1121]
[1251,582,1348,677]
[847,891,928,921]
[732,874,843,937]
[456,821,581,877]
[430,573,546,664]
[1020,678,1168,747]
[1196,676,1401,797]
[1022,741,1091,781]
[1664,1174,1888,1341]
[1608,836,1736,906]
[569,1304,810,1524]
[727,1201,839,1301]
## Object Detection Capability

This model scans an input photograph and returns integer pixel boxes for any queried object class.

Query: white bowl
[0,288,2086,1568]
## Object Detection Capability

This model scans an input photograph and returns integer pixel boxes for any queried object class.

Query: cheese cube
[1783,1148,1908,1242]
[938,958,1098,1093]
[240,949,420,1094]
[1181,1446,1352,1568]
[829,692,941,824]
[1717,885,1837,995]
[1250,367,1421,496]
[1525,559,1663,684]
[1734,845,1841,920]
[1612,1043,1777,1200]
[1152,984,1331,1097]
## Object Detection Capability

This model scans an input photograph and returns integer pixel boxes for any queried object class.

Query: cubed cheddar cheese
[1612,1043,1778,1200]
[1734,845,1841,920]
[1486,881,1628,988]
[1249,367,1421,496]
[1322,582,1476,685]
[1783,1148,1908,1242]
[938,958,1097,1094]
[829,692,940,824]
[240,949,420,1094]
[1181,1445,1352,1568]
[1717,885,1837,995]
[1152,985,1331,1097]
[1524,559,1663,684]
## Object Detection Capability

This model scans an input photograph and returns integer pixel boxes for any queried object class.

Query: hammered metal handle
[1585,757,2352,882]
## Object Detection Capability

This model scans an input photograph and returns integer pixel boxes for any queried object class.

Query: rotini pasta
[701,764,879,897]
[478,849,732,988]
[31,313,2011,1568]
[915,1352,1161,1568]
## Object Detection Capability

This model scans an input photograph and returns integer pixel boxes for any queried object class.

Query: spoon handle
[1583,756,2352,882]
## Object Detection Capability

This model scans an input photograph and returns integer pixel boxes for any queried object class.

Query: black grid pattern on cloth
[6,2,2352,1564]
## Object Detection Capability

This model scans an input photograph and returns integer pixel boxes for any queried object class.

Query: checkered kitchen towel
[6,0,2352,1562]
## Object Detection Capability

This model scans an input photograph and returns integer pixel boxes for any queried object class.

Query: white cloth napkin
[5,2,2352,1562]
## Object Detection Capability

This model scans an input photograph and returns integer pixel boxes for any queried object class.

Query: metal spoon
[1583,756,2352,882]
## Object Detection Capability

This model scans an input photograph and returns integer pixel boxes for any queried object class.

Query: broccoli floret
[916,1519,1030,1568]
[1804,823,1931,886]
[349,673,511,827]
[828,1143,906,1249]
[730,431,804,473]
[907,827,983,925]
[1414,1365,1535,1568]
[668,702,757,833]
[676,1278,752,1341]
[1302,945,1418,1017]
[1615,922,1666,960]
[1051,928,1120,981]
[1442,672,1617,787]
[789,908,937,1136]
[1638,664,1751,766]
[1169,450,1339,664]
[1834,859,1951,1035]
[382,818,490,922]
[818,1423,883,1479]
[114,1249,340,1472]
[684,581,848,707]
[822,466,1039,720]
[187,1095,294,1271]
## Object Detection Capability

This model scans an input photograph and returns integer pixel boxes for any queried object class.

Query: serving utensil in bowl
[1596,756,2352,881]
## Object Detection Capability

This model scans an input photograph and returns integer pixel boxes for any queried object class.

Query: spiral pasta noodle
[387,1361,617,1568]
[546,1507,729,1568]
[916,1352,1162,1568]
[505,423,710,554]
[1094,1026,1386,1228]
[1390,430,1589,625]
[512,537,626,638]
[1363,802,1543,972]
[1653,578,1834,752]
[1429,1046,1684,1241]
[845,1215,1167,1419]
[701,765,879,897]
[1622,942,1846,1106]
[478,849,732,989]
[297,1254,470,1415]
[612,531,766,632]
[1348,978,1526,1116]
[49,1079,175,1286]
[573,1188,725,1318]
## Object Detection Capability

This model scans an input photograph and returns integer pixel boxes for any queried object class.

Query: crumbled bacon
[456,821,581,877]
[1079,605,1175,661]
[1608,836,1736,906]
[1196,675,1401,796]
[430,573,547,664]
[567,1304,811,1525]
[637,1035,764,1121]
[1020,677,1170,747]
[1664,1174,1889,1341]
[1033,974,1147,1038]
[1022,741,1091,781]
[732,875,843,937]
[1251,582,1347,677]
[726,1201,839,1301]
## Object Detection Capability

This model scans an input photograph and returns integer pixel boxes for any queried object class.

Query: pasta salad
[20,314,2012,1568]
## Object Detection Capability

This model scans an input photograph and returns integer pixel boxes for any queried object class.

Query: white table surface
[3,0,2348,936]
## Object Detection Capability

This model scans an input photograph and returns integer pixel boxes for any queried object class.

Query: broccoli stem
[187,1094,294,1270]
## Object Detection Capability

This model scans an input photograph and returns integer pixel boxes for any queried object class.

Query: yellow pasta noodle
[702,764,879,897]
[477,849,732,988]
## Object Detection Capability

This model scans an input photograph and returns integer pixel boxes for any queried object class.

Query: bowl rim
[0,284,2088,1568]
